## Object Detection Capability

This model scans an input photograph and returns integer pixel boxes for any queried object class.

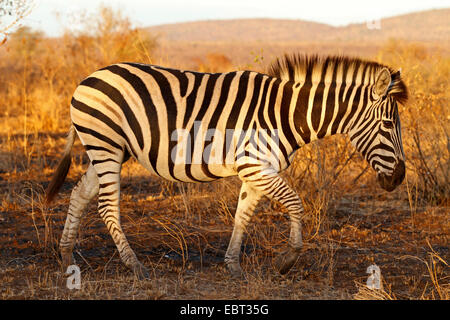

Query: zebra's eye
[382,120,394,129]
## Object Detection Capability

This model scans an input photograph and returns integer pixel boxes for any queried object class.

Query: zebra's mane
[267,54,408,104]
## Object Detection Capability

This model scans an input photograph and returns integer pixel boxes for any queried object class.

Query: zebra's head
[349,67,408,192]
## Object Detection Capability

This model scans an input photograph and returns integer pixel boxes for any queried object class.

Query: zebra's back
[70,63,286,183]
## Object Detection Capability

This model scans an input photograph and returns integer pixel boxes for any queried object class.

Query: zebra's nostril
[377,160,405,192]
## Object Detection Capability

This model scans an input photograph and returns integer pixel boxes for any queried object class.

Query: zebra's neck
[266,55,387,150]
[285,67,373,148]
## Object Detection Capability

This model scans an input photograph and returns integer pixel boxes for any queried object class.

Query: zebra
[45,54,408,279]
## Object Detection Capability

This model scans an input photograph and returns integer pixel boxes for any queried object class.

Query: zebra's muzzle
[377,160,405,192]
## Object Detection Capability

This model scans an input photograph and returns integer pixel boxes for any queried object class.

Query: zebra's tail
[45,125,76,205]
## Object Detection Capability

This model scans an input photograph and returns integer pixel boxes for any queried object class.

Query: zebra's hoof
[275,247,301,274]
[226,263,243,279]
[133,263,150,280]
[60,249,74,270]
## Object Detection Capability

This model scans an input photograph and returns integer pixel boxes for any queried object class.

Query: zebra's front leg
[95,161,150,280]
[245,173,304,274]
[60,164,99,269]
[225,182,262,278]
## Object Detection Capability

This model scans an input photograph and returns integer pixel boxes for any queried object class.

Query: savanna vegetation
[0,6,448,300]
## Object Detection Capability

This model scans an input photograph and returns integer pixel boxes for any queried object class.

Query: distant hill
[145,9,450,43]
[146,18,334,42]
[336,9,450,42]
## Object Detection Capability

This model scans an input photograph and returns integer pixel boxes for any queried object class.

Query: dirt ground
[0,141,448,300]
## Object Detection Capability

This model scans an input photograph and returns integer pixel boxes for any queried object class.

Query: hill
[146,9,450,43]
[146,18,334,42]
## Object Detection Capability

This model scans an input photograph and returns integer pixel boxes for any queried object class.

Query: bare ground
[0,145,448,300]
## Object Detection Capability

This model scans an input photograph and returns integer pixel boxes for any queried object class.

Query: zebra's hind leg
[225,182,262,278]
[94,159,150,280]
[60,164,99,269]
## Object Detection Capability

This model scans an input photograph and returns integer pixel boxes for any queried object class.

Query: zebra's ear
[374,67,391,97]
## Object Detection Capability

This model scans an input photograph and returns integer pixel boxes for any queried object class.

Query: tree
[0,0,34,43]
[10,25,43,56]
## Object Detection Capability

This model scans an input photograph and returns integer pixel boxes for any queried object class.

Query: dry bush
[195,53,233,73]
[353,281,396,300]
[285,137,363,237]
[66,5,157,69]
[0,5,157,137]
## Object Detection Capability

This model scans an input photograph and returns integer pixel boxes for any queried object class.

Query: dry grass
[0,7,448,300]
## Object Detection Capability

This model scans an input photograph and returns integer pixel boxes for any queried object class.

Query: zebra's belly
[138,157,237,183]
[133,128,240,182]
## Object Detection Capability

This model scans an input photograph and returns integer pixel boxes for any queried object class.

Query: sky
[12,0,450,37]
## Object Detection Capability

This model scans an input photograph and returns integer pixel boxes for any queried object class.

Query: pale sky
[15,0,450,37]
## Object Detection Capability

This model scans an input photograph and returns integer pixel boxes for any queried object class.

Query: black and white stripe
[46,55,408,278]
